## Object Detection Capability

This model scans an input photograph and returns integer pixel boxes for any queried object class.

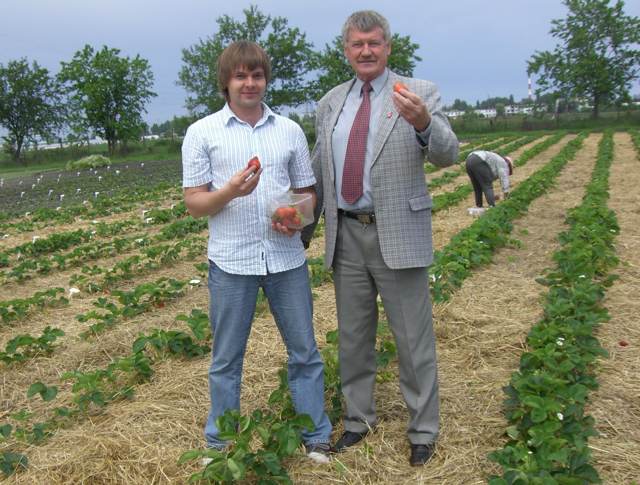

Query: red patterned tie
[341,82,372,204]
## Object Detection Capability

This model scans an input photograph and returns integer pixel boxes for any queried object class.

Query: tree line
[1,1,639,162]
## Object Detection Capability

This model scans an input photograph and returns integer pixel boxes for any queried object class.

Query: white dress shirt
[182,103,316,275]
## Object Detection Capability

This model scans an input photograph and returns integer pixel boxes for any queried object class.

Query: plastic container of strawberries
[269,192,313,229]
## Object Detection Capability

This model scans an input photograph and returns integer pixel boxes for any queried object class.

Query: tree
[58,45,156,155]
[448,98,472,111]
[528,0,640,118]
[310,34,421,100]
[0,59,62,162]
[178,5,314,115]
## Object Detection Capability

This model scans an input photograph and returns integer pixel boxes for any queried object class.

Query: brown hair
[216,41,271,100]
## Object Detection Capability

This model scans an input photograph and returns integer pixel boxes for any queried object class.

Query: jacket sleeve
[300,103,326,248]
[422,83,459,168]
[497,163,510,193]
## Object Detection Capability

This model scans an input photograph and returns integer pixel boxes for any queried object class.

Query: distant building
[444,104,547,119]
[474,108,497,118]
[443,110,465,118]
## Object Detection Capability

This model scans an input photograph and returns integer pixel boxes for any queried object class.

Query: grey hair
[341,10,391,45]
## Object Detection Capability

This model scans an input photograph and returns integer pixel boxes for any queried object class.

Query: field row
[0,131,638,483]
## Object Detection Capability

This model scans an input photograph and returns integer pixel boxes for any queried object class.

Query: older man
[303,10,458,466]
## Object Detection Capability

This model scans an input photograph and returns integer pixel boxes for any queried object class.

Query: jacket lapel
[371,73,400,167]
[325,80,354,184]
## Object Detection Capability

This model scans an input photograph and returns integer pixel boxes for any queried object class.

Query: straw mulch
[588,132,640,483]
[4,133,639,484]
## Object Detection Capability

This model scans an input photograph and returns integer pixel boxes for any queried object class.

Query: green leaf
[0,452,28,477]
[177,449,202,464]
[0,424,12,439]
[226,457,245,480]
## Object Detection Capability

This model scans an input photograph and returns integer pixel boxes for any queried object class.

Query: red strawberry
[393,81,408,94]
[619,340,629,347]
[247,156,261,172]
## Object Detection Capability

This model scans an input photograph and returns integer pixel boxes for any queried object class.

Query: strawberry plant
[0,327,65,364]
[489,131,618,484]
[176,309,210,341]
[27,382,59,402]
[0,288,68,325]
[132,329,208,358]
[0,452,27,478]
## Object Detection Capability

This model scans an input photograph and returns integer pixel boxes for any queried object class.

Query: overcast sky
[2,0,640,125]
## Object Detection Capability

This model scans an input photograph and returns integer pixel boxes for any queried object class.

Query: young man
[182,40,332,463]
[302,11,459,466]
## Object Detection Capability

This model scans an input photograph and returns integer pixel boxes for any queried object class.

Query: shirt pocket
[408,194,433,212]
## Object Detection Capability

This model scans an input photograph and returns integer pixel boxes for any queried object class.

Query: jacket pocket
[408,194,433,211]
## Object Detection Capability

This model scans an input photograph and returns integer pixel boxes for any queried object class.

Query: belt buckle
[356,213,374,224]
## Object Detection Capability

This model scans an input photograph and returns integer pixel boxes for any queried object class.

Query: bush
[65,154,111,170]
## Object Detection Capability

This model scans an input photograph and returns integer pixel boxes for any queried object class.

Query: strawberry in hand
[244,156,261,181]
[393,81,408,94]
[247,156,261,171]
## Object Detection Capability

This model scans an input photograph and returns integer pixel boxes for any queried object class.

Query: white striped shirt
[182,103,315,275]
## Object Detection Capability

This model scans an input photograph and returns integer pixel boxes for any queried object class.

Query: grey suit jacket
[304,71,459,270]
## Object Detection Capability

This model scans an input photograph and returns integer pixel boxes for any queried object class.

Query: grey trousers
[466,154,496,207]
[333,215,439,445]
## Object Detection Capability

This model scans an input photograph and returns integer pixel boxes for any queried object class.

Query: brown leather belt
[338,209,376,224]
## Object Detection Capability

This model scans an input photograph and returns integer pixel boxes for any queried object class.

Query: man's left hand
[392,90,431,132]
[272,221,298,237]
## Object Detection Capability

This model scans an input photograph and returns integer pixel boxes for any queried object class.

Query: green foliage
[0,452,28,478]
[180,407,313,484]
[178,5,314,114]
[133,329,208,358]
[0,58,63,161]
[0,288,69,325]
[65,154,111,170]
[0,327,65,364]
[309,33,421,100]
[58,45,156,155]
[27,382,59,402]
[489,131,618,483]
[176,309,211,341]
[179,368,314,483]
[528,0,640,118]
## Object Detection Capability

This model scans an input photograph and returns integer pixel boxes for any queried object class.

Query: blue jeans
[205,260,332,447]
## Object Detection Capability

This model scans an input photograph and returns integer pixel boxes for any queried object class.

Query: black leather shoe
[334,430,369,452]
[409,443,435,466]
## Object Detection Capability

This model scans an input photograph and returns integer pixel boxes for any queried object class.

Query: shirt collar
[222,102,275,127]
[352,68,389,97]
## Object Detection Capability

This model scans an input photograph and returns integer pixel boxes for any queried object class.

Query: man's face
[343,27,391,82]
[226,66,266,112]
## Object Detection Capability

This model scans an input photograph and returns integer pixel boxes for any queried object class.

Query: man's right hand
[226,166,262,198]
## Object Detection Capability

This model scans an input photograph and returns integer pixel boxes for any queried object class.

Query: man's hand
[227,166,262,198]
[183,166,262,218]
[392,88,431,132]
[272,221,298,237]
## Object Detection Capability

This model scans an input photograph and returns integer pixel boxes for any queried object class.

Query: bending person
[465,150,513,207]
